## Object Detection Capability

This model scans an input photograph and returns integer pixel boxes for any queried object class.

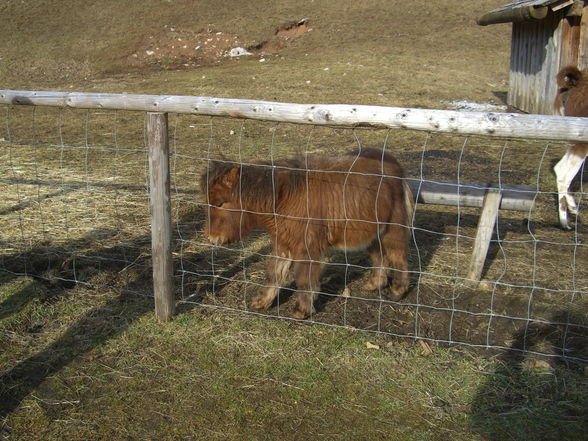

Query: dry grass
[1,0,510,107]
[1,1,588,440]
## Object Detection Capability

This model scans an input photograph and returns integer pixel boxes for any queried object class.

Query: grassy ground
[1,1,587,440]
[1,0,510,107]
[1,274,587,441]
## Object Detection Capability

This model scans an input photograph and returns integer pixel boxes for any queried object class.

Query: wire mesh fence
[0,98,586,361]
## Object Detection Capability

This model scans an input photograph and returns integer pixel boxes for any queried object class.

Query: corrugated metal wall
[508,13,562,114]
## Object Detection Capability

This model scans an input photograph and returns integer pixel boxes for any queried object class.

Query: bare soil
[123,21,311,71]
[125,28,245,69]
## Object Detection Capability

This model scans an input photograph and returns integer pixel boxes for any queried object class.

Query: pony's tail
[557,66,582,90]
[402,180,414,229]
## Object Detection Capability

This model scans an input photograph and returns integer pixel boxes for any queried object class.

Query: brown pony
[201,148,413,319]
[554,65,588,229]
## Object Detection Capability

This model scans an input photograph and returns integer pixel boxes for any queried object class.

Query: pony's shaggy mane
[201,157,312,207]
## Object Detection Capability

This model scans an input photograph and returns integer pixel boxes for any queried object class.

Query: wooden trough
[407,180,536,281]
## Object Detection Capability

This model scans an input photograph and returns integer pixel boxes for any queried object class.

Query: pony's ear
[221,166,240,188]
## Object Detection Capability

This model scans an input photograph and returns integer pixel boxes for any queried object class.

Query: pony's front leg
[554,147,586,229]
[291,260,322,319]
[250,251,292,311]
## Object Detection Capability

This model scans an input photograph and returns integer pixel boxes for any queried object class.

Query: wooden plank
[407,180,535,211]
[477,5,548,26]
[515,26,522,109]
[578,4,588,68]
[529,20,540,114]
[1,90,588,142]
[551,0,574,12]
[508,23,520,110]
[147,112,175,322]
[543,16,559,114]
[559,14,581,69]
[542,13,562,114]
[467,190,503,281]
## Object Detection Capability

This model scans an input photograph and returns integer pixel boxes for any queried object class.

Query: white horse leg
[553,146,587,229]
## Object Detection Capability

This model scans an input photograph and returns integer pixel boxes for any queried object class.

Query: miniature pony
[201,148,413,319]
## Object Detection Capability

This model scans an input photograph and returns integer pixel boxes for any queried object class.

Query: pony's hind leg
[382,224,410,300]
[364,241,388,291]
[250,252,292,311]
[291,260,321,319]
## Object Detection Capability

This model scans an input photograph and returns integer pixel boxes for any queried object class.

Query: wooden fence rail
[1,89,588,142]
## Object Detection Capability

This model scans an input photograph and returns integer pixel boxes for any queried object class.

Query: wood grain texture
[147,112,174,322]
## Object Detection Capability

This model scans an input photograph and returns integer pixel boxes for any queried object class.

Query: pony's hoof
[250,294,274,311]
[291,309,309,320]
[558,215,572,230]
[364,270,387,291]
[363,277,387,291]
[363,280,378,291]
[292,302,315,320]
[390,285,408,301]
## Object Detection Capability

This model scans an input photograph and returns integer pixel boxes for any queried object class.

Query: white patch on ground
[442,100,507,112]
[227,47,253,57]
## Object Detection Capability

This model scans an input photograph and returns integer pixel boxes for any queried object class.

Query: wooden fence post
[467,189,502,281]
[147,112,174,322]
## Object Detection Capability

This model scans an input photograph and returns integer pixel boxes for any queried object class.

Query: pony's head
[555,66,584,116]
[200,163,254,245]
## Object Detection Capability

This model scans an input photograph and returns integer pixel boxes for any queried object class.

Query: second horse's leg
[553,145,587,229]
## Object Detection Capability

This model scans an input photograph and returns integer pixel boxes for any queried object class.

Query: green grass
[1,274,587,440]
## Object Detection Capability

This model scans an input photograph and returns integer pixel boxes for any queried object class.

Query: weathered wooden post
[147,112,175,321]
[467,188,503,281]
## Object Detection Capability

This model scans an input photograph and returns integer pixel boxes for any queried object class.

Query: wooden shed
[478,0,588,115]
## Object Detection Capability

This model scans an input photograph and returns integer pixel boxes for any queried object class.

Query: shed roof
[487,0,564,12]
[477,0,578,25]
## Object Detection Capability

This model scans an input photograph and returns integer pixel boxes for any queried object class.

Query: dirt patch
[126,20,311,70]
[254,19,312,55]
[126,27,244,69]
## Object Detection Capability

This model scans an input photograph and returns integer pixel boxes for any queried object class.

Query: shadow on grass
[0,206,268,422]
[470,310,588,441]
[0,288,151,420]
[0,213,162,420]
[0,272,46,321]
